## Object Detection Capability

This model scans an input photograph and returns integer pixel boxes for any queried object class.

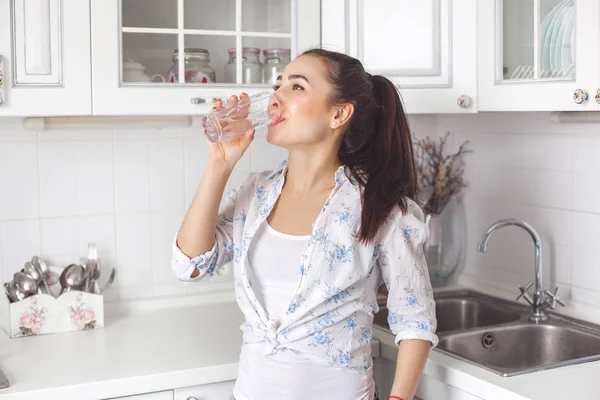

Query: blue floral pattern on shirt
[172,159,438,373]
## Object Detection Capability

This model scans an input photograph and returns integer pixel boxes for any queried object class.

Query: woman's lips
[269,116,286,126]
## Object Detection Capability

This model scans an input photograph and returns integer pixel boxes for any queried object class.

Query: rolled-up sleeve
[171,184,239,282]
[378,202,438,348]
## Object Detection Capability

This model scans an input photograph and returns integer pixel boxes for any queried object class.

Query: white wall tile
[249,134,283,172]
[574,135,600,173]
[39,142,78,217]
[149,139,184,212]
[570,287,600,307]
[571,248,600,291]
[0,142,40,219]
[78,141,115,215]
[114,140,150,213]
[573,212,600,250]
[183,128,209,210]
[0,220,41,281]
[573,173,600,214]
[0,119,37,142]
[115,214,151,287]
[40,218,79,267]
[150,211,184,285]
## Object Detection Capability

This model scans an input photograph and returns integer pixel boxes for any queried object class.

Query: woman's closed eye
[272,83,305,91]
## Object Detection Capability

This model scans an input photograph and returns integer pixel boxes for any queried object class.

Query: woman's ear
[330,103,354,129]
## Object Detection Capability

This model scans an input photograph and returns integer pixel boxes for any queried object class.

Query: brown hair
[302,48,417,243]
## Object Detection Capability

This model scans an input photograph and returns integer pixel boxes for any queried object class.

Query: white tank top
[233,222,374,400]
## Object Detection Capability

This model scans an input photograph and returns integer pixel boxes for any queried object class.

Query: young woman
[172,48,438,400]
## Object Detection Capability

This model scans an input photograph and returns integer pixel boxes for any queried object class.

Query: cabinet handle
[573,89,588,104]
[457,95,471,109]
[190,97,207,105]
[0,55,4,106]
[186,397,199,400]
[595,89,600,104]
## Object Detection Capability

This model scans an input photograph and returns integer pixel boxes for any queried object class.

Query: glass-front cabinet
[478,0,599,111]
[91,0,320,115]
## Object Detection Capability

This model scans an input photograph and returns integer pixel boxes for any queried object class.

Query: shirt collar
[267,159,349,186]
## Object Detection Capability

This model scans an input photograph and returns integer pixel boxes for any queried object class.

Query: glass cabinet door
[478,0,598,111]
[501,0,575,83]
[119,0,292,87]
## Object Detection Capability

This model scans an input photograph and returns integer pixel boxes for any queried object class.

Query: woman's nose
[268,93,281,113]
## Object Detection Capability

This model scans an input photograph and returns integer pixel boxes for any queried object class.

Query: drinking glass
[202,91,279,142]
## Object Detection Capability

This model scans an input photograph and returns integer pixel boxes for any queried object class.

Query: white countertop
[0,302,246,400]
[1,280,600,400]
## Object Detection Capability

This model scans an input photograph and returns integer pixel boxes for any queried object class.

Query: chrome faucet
[477,218,566,322]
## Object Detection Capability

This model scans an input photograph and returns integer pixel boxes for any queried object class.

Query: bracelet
[387,397,404,400]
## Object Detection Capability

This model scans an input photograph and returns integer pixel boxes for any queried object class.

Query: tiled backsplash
[421,112,600,308]
[0,118,285,303]
[1,113,600,311]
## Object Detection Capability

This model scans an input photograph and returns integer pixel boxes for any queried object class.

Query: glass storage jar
[168,48,216,84]
[262,48,291,85]
[224,47,263,84]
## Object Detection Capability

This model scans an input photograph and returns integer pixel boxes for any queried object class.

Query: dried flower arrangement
[413,132,472,215]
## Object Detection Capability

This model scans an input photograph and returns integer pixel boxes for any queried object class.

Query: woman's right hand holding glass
[207,93,255,172]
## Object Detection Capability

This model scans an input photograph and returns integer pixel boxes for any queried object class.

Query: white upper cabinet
[321,0,478,114]
[0,0,92,116]
[90,0,321,116]
[478,0,599,111]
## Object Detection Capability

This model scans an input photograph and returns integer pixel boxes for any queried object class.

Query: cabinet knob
[573,89,588,104]
[457,95,471,109]
[595,89,600,104]
[0,55,4,106]
[190,97,207,105]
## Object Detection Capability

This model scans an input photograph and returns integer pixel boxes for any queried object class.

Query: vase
[423,196,467,288]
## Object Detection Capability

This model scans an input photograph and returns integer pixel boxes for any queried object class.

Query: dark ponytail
[302,49,417,244]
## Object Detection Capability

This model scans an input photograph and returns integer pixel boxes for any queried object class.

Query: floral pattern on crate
[69,292,97,330]
[18,297,47,336]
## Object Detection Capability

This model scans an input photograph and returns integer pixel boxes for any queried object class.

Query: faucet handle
[516,281,534,305]
[544,287,567,309]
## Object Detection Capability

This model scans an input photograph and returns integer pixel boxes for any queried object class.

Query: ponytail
[302,49,418,244]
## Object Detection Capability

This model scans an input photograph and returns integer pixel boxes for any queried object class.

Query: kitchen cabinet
[0,0,92,116]
[90,0,321,116]
[374,339,481,400]
[173,380,235,400]
[415,374,482,400]
[106,390,174,400]
[478,0,599,111]
[321,0,478,114]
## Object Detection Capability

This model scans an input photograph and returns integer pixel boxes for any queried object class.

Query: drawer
[105,390,174,400]
[174,380,235,400]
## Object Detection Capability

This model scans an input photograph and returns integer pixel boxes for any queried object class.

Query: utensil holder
[2,290,104,338]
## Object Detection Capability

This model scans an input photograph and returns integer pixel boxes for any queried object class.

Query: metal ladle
[31,256,51,294]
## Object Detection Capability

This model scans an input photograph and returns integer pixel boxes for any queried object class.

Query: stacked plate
[510,0,575,80]
[540,0,575,78]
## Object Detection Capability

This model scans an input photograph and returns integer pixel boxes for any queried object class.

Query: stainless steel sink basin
[375,289,521,333]
[373,289,600,376]
[438,321,600,376]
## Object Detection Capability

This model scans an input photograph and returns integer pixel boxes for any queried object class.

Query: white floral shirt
[172,159,438,373]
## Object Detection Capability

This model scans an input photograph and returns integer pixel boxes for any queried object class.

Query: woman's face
[266,55,341,149]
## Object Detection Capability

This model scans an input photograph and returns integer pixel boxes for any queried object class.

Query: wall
[0,118,284,304]
[421,112,600,308]
[1,112,599,310]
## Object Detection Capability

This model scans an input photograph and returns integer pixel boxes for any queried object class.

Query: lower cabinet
[415,373,482,400]
[174,380,235,400]
[104,380,235,400]
[106,390,174,400]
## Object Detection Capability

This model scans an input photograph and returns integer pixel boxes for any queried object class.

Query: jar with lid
[224,48,263,84]
[263,49,291,85]
[168,48,216,84]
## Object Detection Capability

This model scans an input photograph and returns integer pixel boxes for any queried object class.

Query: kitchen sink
[373,289,600,376]
[375,289,521,333]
